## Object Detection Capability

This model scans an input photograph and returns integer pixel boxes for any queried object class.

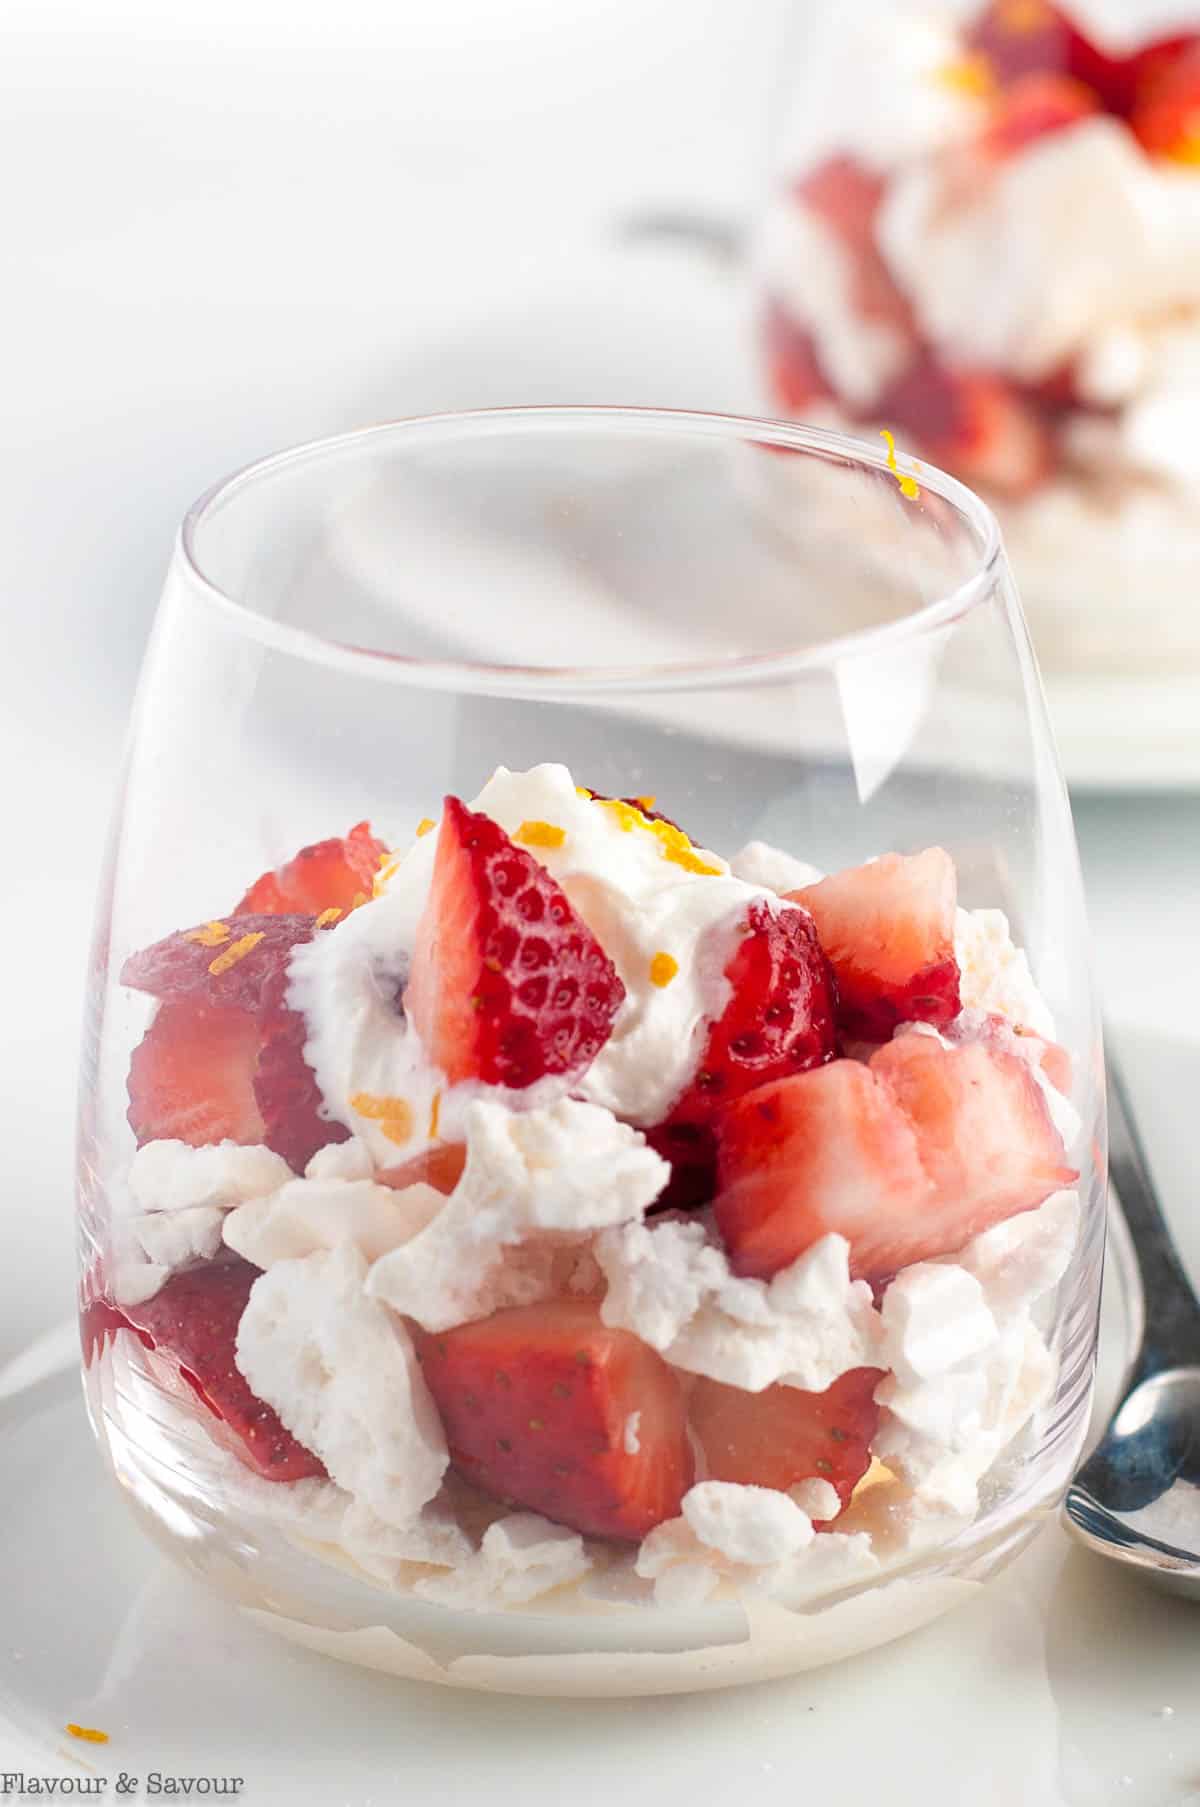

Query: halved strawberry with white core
[715,1039,1076,1283]
[1131,42,1200,159]
[980,70,1101,156]
[713,1061,933,1282]
[416,1300,693,1540]
[124,1257,325,1483]
[789,850,960,1042]
[689,1368,884,1522]
[404,798,624,1090]
[233,822,387,917]
[873,360,1054,498]
[870,1034,1076,1233]
[124,912,347,1170]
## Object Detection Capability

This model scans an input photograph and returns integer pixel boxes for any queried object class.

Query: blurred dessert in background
[759,1,1200,672]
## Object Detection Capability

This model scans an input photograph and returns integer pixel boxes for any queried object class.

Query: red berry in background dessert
[978,69,1101,157]
[1130,42,1200,161]
[762,299,836,414]
[715,1037,1075,1283]
[965,1,1188,116]
[789,848,961,1041]
[689,1367,884,1521]
[233,821,387,917]
[874,360,1054,498]
[123,1257,325,1482]
[404,797,625,1090]
[416,1300,694,1540]
[123,912,348,1170]
[794,155,917,343]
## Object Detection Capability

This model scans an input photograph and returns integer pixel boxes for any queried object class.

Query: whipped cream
[288,764,775,1160]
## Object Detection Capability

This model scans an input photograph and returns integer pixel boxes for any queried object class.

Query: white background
[2,0,1198,1353]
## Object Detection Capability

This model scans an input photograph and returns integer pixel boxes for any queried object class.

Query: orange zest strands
[416,818,437,837]
[935,51,995,98]
[351,891,368,910]
[350,1092,414,1147]
[207,931,265,976]
[186,921,231,948]
[880,429,921,501]
[574,786,593,799]
[633,794,657,810]
[373,860,401,897]
[314,907,342,928]
[428,1091,442,1141]
[1166,130,1200,166]
[515,820,567,850]
[594,796,722,876]
[66,1724,109,1745]
[649,952,679,988]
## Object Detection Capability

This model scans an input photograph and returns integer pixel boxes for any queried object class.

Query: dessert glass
[758,0,1200,674]
[78,407,1105,1695]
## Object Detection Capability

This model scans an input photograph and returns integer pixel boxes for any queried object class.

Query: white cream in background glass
[758,0,1200,674]
[78,408,1104,1695]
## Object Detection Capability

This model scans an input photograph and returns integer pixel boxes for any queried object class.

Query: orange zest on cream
[207,931,265,976]
[593,797,721,876]
[314,907,342,928]
[649,952,679,988]
[515,820,567,850]
[428,1091,442,1141]
[350,1091,414,1147]
[416,818,437,837]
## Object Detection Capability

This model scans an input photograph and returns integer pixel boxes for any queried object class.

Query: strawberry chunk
[715,1039,1076,1283]
[405,798,624,1090]
[714,1061,933,1282]
[795,157,916,339]
[870,1034,1076,1235]
[379,1142,468,1195]
[790,849,961,1041]
[980,70,1100,157]
[763,299,836,415]
[123,1258,325,1482]
[1131,42,1200,159]
[874,359,1054,498]
[123,912,347,1169]
[968,0,1194,117]
[690,1368,884,1521]
[416,1300,693,1540]
[127,1002,268,1148]
[233,822,387,917]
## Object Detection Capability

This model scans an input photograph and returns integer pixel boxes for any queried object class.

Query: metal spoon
[1062,1055,1200,1597]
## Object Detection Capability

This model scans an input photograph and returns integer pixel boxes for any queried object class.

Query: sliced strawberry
[127,1002,268,1148]
[643,1122,718,1214]
[716,1040,1075,1283]
[968,1,1193,117]
[950,1009,1074,1095]
[1130,42,1200,159]
[123,1257,325,1482]
[690,1368,884,1522]
[875,358,1054,497]
[404,797,624,1090]
[763,298,836,415]
[124,912,345,1169]
[252,1011,350,1174]
[789,849,960,1042]
[714,1061,933,1282]
[980,70,1100,157]
[379,1142,468,1195]
[870,1034,1076,1235]
[233,821,387,917]
[795,156,916,338]
[416,1300,693,1541]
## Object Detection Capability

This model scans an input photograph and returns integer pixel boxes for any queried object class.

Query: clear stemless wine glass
[78,407,1105,1697]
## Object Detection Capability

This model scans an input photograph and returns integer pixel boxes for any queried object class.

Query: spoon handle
[1107,1053,1200,1381]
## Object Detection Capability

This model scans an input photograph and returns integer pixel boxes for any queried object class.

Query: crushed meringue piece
[955,1189,1080,1321]
[127,1139,292,1214]
[133,1205,226,1271]
[878,1265,997,1389]
[597,1218,880,1392]
[235,1244,447,1527]
[305,1137,376,1182]
[954,908,1056,1040]
[412,1513,591,1610]
[223,1175,442,1269]
[683,1482,816,1566]
[366,1098,668,1332]
[728,841,824,896]
[340,1498,474,1581]
[790,1478,842,1523]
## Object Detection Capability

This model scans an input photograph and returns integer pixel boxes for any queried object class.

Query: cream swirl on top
[286,764,779,1166]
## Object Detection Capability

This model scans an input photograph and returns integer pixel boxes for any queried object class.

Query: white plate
[368,242,1200,794]
[3,1031,1199,1804]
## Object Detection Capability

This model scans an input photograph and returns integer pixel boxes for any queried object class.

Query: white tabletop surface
[2,0,1199,1793]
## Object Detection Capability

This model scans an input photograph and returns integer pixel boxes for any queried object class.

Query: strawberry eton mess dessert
[83,765,1083,1624]
[761,0,1200,670]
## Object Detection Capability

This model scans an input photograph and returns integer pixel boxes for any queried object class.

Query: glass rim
[179,404,1006,696]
